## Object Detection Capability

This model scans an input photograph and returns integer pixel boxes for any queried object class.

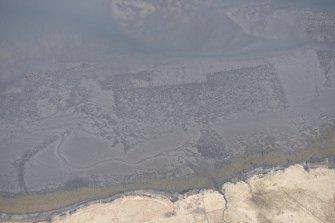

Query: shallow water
[1,0,335,219]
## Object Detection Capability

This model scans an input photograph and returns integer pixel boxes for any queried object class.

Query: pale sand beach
[4,164,334,223]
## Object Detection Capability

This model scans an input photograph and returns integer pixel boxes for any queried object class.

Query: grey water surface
[0,0,335,200]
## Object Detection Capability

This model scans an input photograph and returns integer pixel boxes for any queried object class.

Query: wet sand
[0,126,334,222]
